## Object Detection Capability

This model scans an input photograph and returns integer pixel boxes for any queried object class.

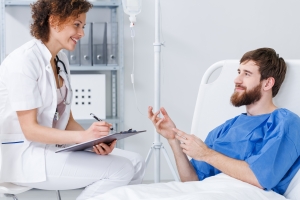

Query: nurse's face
[50,13,86,51]
[230,60,263,106]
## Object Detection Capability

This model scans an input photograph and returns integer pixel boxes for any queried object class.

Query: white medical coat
[0,39,72,183]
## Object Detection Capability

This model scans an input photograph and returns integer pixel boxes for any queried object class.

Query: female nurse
[0,0,145,199]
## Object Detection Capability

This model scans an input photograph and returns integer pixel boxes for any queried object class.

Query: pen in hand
[90,113,114,130]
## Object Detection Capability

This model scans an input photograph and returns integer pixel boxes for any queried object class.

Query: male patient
[148,48,300,195]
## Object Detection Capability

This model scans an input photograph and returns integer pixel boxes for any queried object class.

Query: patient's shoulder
[268,108,300,141]
[271,108,300,124]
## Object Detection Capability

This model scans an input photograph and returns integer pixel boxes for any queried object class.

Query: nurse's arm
[65,111,85,131]
[16,109,111,144]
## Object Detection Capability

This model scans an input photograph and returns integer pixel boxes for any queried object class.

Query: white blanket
[89,173,288,200]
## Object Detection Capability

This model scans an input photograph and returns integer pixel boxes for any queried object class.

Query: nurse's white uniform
[0,39,145,200]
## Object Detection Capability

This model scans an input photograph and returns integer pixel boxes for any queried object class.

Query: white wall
[1,0,300,182]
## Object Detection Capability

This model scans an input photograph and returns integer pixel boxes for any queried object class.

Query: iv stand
[144,0,180,183]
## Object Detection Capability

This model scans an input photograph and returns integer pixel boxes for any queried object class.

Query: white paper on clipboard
[55,130,146,153]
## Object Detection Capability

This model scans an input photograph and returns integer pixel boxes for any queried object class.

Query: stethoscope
[54,55,72,105]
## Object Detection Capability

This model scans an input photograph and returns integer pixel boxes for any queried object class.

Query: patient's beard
[230,82,262,107]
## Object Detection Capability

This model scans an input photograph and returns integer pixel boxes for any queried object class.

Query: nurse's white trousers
[14,145,145,200]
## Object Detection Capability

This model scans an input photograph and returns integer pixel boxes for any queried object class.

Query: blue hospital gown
[190,108,300,195]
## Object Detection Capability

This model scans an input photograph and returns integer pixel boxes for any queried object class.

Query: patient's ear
[263,77,275,91]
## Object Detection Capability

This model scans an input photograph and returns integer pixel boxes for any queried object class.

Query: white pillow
[284,169,300,200]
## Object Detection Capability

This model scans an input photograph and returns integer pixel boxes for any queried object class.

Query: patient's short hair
[240,48,286,97]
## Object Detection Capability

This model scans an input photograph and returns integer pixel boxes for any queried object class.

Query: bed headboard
[191,60,300,140]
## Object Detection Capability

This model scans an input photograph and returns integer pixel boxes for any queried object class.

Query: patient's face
[230,60,262,107]
[231,82,262,107]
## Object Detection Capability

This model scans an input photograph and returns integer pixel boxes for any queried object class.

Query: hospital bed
[87,60,300,200]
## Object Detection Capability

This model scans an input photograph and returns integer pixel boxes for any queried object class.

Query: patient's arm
[203,148,263,188]
[148,106,198,181]
[174,128,263,189]
[169,138,199,182]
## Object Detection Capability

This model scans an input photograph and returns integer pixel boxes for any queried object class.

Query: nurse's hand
[93,140,117,155]
[81,121,112,142]
[148,106,176,141]
[174,128,211,161]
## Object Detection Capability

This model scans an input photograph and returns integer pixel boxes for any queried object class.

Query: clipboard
[55,130,146,153]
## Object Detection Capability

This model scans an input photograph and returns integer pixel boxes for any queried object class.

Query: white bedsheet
[88,173,288,200]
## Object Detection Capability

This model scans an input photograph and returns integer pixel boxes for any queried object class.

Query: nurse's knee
[112,157,135,181]
[132,152,146,170]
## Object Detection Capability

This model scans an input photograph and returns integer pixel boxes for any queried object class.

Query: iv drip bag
[122,0,142,25]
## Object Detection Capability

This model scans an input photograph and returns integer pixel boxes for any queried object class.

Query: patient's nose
[234,75,242,84]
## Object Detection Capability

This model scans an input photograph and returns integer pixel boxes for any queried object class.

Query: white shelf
[70,65,122,71]
[77,117,121,125]
[5,0,120,7]
[5,1,35,6]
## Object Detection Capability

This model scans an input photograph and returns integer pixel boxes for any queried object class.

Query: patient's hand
[174,128,210,161]
[148,106,176,140]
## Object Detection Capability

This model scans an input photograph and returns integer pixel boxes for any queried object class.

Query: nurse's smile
[71,37,78,44]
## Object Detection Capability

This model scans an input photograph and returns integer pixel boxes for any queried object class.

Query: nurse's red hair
[30,0,92,43]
